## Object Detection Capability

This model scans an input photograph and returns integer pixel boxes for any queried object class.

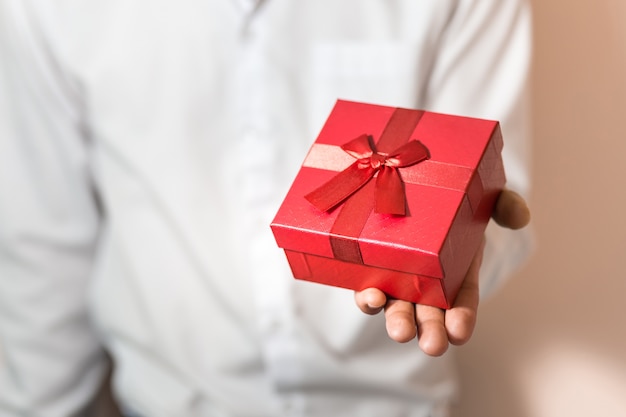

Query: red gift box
[271,100,505,309]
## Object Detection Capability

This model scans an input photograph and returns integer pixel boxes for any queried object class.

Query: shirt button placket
[235,7,303,401]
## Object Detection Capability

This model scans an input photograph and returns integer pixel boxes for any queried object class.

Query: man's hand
[354,189,531,356]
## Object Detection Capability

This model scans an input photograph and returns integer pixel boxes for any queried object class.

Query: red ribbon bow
[305,134,430,216]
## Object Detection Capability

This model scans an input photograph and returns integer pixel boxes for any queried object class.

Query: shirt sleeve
[422,0,535,296]
[0,2,107,416]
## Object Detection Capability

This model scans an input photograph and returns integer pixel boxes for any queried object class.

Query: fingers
[492,189,531,230]
[355,289,421,344]
[384,299,417,343]
[357,290,445,351]
[356,236,483,355]
[415,304,448,356]
[354,288,387,315]
[444,239,484,346]
[356,290,421,344]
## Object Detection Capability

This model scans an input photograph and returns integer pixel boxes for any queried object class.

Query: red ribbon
[305,133,429,216]
[304,106,427,264]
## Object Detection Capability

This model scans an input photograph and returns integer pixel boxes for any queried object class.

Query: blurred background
[451,1,626,416]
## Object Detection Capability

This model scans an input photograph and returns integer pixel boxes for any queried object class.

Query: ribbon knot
[305,133,430,216]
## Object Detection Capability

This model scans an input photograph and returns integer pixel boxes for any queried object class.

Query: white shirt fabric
[0,1,533,416]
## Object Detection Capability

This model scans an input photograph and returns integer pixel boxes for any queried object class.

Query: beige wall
[452,1,626,416]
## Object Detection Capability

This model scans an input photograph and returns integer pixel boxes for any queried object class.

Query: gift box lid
[271,100,505,281]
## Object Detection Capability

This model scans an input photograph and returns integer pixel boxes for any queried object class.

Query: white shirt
[0,1,533,416]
